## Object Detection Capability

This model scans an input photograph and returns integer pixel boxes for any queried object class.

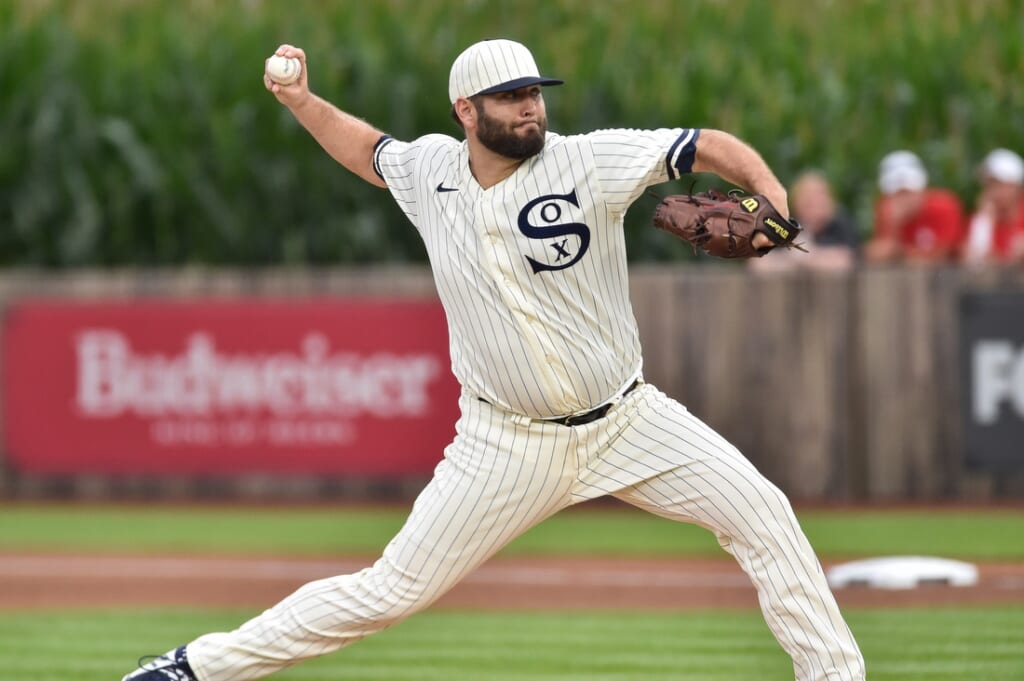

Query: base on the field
[826,556,978,590]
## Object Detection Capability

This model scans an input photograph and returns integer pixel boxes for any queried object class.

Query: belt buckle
[561,403,598,426]
[553,378,641,427]
[562,405,606,427]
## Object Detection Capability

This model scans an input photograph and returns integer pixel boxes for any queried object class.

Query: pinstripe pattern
[181,126,864,680]
[187,385,863,681]
[447,39,561,103]
[603,387,864,681]
[373,128,697,418]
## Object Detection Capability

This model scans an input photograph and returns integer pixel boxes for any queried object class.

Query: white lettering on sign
[148,419,355,447]
[972,340,1024,424]
[75,330,441,419]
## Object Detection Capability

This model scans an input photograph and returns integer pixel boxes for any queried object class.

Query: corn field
[2,0,1022,266]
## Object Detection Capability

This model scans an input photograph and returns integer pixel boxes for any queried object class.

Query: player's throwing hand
[264,44,309,106]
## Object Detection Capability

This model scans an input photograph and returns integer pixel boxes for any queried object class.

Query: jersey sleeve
[588,128,700,213]
[372,134,460,229]
[372,135,419,219]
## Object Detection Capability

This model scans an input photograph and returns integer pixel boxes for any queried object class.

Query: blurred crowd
[750,148,1024,273]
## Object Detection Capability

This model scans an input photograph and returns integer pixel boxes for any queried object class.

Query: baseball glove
[652,189,805,258]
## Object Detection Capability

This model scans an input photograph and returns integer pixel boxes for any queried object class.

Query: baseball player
[122,39,864,681]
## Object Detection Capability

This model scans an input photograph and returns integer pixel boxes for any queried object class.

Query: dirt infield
[2,553,1023,610]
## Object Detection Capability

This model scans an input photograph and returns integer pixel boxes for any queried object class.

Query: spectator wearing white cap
[962,148,1024,265]
[865,150,965,264]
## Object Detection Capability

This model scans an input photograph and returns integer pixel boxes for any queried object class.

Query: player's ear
[454,97,476,129]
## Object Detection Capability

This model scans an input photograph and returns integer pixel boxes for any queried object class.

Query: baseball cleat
[121,646,196,681]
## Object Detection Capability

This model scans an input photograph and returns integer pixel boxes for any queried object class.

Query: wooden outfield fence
[1,265,1022,501]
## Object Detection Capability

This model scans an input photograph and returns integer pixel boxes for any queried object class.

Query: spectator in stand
[962,148,1024,266]
[750,169,859,273]
[864,150,964,264]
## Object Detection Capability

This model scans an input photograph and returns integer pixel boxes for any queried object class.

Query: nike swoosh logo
[436,183,458,193]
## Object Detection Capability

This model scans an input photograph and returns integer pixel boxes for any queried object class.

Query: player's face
[473,86,547,160]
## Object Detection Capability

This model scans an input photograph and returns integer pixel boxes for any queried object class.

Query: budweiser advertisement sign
[2,300,459,475]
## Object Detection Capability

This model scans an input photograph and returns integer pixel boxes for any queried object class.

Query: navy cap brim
[474,76,564,96]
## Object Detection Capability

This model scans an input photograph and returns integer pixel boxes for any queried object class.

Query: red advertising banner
[2,299,459,475]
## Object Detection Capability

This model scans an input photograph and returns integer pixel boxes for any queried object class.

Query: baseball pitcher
[122,39,864,681]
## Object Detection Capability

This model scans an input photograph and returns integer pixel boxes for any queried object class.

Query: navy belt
[481,379,640,427]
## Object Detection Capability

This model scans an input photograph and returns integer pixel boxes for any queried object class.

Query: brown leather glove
[653,189,805,258]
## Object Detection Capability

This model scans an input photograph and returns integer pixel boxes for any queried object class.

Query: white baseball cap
[448,39,563,104]
[878,150,928,194]
[979,148,1024,185]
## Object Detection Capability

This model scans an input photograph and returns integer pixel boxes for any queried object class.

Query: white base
[826,556,978,590]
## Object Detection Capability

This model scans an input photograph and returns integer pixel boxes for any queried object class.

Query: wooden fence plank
[0,265,1021,500]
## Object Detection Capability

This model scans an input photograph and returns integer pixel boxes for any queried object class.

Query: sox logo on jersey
[518,190,590,273]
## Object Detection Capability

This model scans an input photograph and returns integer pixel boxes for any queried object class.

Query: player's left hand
[653,189,806,259]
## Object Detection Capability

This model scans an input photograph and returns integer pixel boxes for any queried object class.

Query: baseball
[266,55,301,85]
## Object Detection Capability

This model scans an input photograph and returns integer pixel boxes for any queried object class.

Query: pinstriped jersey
[374,128,699,419]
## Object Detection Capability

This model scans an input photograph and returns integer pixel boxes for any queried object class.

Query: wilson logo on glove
[764,217,792,241]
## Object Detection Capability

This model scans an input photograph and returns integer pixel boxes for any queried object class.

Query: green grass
[1,504,1023,559]
[2,505,1021,679]
[1,606,1021,681]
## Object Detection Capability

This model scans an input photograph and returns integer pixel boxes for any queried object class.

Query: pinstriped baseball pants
[188,383,865,681]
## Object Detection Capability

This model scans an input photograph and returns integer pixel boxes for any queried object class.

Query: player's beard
[475,107,547,160]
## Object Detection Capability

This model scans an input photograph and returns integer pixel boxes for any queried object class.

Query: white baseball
[266,55,301,85]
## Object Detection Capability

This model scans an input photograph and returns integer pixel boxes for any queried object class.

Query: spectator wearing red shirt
[962,148,1024,266]
[865,150,964,264]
